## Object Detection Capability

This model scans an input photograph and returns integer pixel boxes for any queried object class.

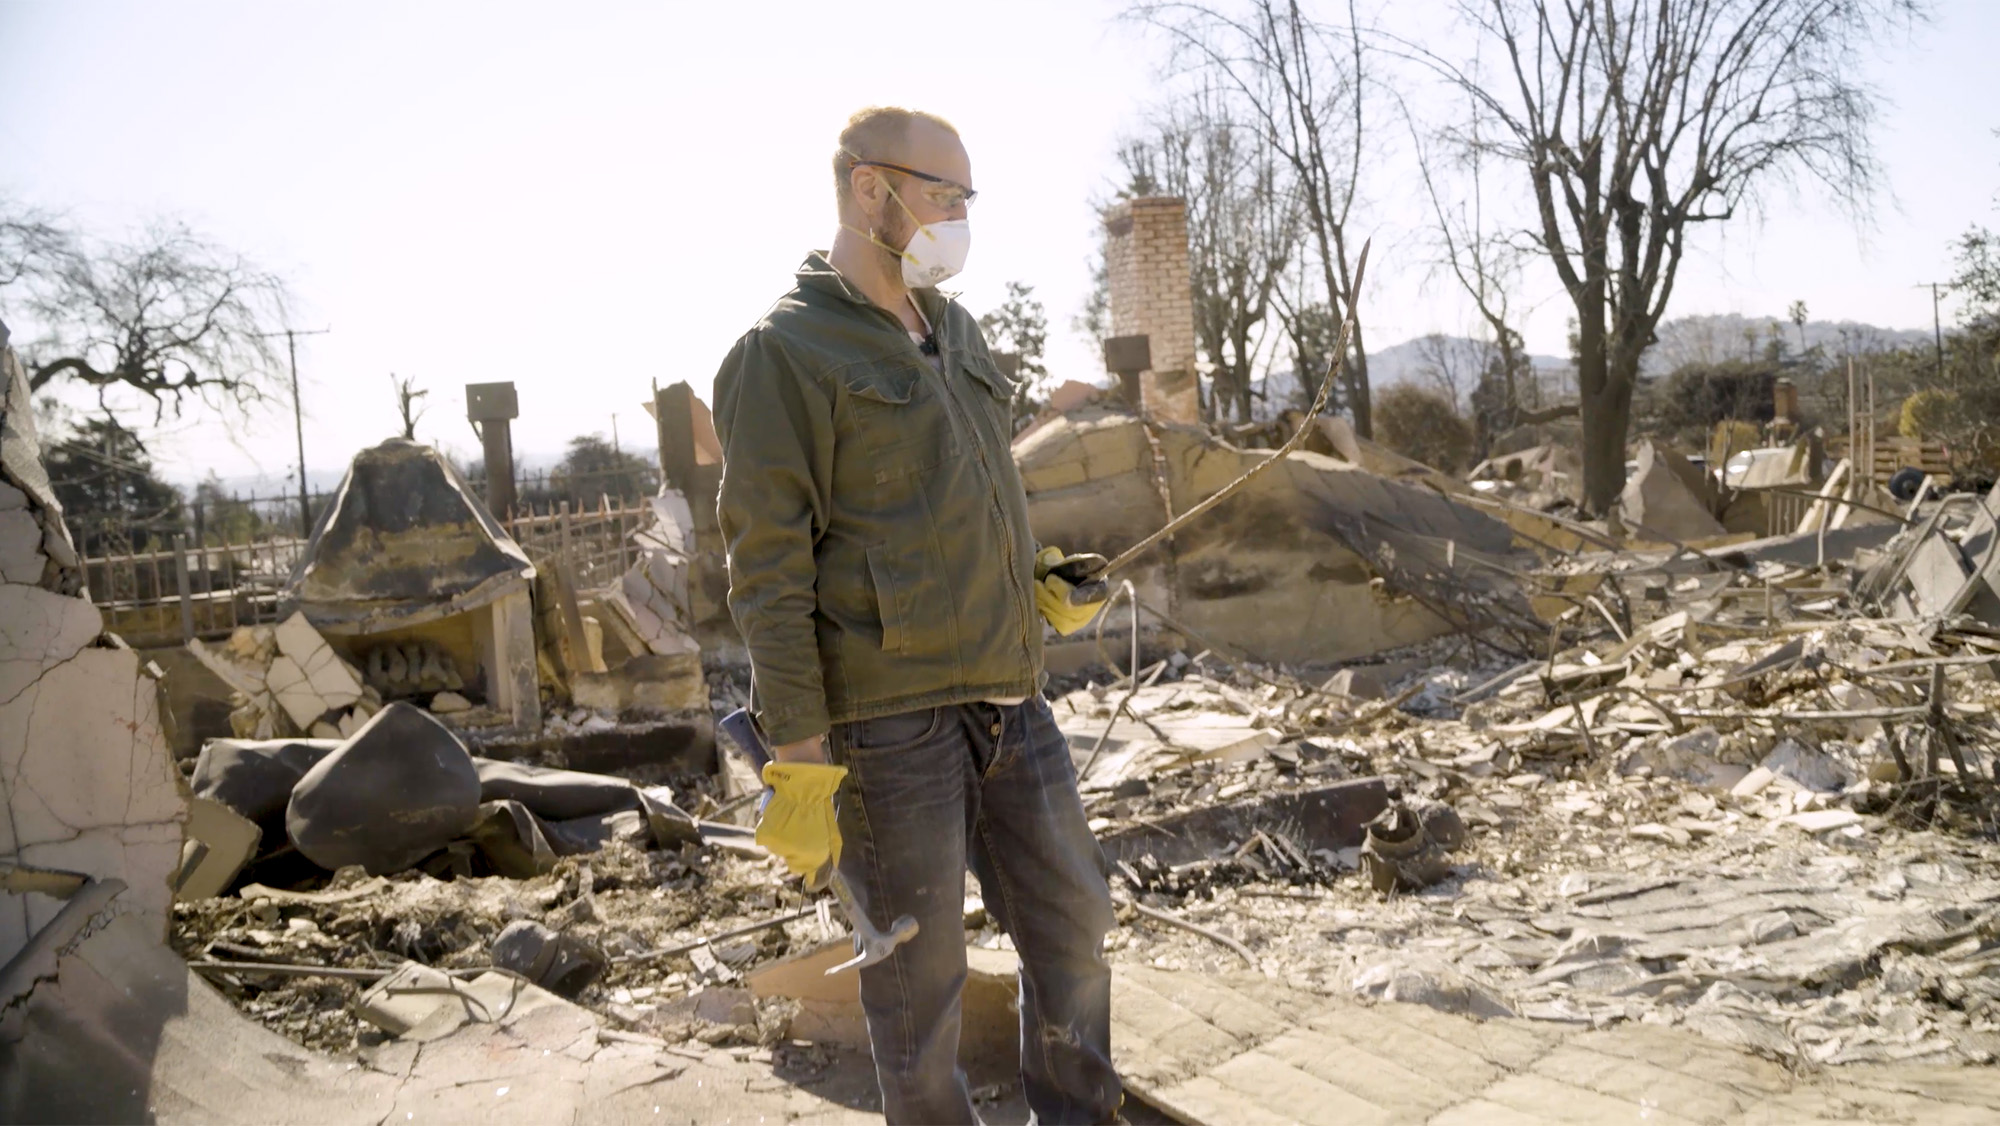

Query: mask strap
[839,221,912,264]
[843,171,936,259]
[884,180,941,247]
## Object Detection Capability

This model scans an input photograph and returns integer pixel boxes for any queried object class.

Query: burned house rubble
[281,437,543,730]
[11,365,2000,1115]
[12,386,2000,1120]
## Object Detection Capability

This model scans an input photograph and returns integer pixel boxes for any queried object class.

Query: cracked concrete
[0,319,186,968]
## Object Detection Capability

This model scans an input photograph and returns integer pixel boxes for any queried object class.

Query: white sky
[4,0,1996,487]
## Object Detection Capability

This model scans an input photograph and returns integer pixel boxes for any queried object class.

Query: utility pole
[1916,283,1948,383]
[256,326,331,536]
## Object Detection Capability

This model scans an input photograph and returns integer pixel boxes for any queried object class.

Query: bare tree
[0,201,69,290]
[1271,268,1342,415]
[1400,0,1919,513]
[1407,91,1544,445]
[1410,333,1480,413]
[1131,0,1378,437]
[1117,85,1303,422]
[3,216,291,419]
[391,373,428,440]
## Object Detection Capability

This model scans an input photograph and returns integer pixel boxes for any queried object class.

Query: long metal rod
[614,905,820,965]
[1132,902,1257,967]
[1101,239,1370,578]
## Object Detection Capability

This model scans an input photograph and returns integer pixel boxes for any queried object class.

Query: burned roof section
[284,438,534,633]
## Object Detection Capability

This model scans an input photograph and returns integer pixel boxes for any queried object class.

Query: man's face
[858,121,973,262]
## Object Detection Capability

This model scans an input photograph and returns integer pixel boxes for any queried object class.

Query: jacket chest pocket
[957,353,1018,436]
[838,360,956,484]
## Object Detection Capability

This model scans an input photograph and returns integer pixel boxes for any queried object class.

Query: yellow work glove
[755,761,848,880]
[1034,545,1108,636]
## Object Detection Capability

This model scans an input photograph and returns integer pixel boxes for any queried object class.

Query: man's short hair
[833,106,960,211]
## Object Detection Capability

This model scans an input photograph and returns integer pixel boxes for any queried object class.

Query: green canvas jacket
[712,253,1041,745]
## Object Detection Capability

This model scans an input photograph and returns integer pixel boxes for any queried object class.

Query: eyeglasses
[848,157,978,209]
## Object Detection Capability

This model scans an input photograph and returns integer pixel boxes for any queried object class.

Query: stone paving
[1111,964,2000,1125]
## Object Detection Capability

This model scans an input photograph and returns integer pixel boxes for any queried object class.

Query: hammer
[811,861,921,975]
[718,708,921,974]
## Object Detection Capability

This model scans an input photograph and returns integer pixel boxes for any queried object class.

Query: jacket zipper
[860,298,1039,670]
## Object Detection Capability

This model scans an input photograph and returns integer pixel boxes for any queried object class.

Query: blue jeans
[829,696,1121,1125]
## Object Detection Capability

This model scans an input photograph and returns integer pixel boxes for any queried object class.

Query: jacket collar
[796,252,950,329]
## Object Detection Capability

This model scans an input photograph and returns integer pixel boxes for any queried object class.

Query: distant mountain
[1367,334,1569,390]
[1248,315,1932,421]
[1644,313,1932,375]
[1250,333,1567,419]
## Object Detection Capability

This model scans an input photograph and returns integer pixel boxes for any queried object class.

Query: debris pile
[1065,489,2000,1067]
[191,612,380,739]
[599,490,701,659]
[179,699,730,900]
[161,396,2000,1085]
[1016,409,1528,665]
[173,843,818,1054]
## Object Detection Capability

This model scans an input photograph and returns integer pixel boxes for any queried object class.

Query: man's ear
[850,163,885,213]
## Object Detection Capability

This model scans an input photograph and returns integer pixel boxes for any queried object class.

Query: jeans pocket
[1021,696,1077,784]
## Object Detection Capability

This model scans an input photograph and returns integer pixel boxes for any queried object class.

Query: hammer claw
[816,863,921,975]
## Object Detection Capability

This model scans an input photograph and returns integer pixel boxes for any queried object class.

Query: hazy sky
[4,0,1996,487]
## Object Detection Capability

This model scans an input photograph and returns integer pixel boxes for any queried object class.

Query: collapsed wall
[0,321,186,967]
[1016,407,1524,665]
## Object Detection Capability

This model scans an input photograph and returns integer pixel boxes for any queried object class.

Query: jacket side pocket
[866,545,904,653]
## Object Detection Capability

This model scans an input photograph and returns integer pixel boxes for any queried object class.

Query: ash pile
[166,437,814,1059]
[1058,441,2000,1071]
[164,400,2000,1078]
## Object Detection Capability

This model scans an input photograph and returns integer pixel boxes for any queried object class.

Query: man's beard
[873,204,913,276]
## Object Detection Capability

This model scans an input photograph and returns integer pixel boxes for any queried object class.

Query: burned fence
[78,477,659,649]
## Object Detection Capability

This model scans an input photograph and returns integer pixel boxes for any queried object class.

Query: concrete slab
[1108,966,2000,1126]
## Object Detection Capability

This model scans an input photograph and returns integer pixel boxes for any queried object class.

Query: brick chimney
[1104,197,1199,424]
[1773,377,1798,424]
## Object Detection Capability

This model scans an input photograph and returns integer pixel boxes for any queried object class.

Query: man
[711,106,1123,1124]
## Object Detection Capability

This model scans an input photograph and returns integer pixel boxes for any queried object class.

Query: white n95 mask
[898,219,971,288]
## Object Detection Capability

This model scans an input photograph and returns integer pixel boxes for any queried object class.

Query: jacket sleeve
[713,329,837,745]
